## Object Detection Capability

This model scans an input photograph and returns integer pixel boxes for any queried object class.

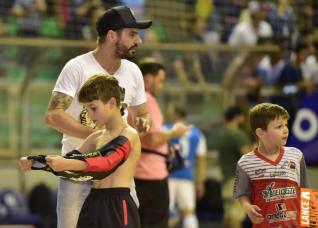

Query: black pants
[135,178,169,228]
[77,188,140,228]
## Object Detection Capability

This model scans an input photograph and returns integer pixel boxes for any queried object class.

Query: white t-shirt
[53,51,146,155]
[301,54,318,84]
[228,20,273,46]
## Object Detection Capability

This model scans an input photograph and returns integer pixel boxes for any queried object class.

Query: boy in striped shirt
[234,103,309,228]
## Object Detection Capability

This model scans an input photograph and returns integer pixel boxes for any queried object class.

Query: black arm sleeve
[27,136,131,182]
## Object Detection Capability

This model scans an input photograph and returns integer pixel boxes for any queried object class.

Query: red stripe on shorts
[122,199,128,225]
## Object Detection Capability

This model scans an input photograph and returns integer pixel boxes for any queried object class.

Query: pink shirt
[134,92,168,179]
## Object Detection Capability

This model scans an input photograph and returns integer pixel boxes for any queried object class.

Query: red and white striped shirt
[234,146,308,228]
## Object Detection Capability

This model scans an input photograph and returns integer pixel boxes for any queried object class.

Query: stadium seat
[2,47,19,61]
[6,65,27,81]
[0,189,42,226]
[5,17,18,36]
[34,65,59,81]
[40,17,62,38]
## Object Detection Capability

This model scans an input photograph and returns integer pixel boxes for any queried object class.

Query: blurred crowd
[0,0,316,44]
[1,0,318,126]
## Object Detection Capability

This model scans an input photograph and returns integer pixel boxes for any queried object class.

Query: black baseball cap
[96,5,152,36]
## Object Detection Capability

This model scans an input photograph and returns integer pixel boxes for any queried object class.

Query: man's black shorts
[77,187,140,228]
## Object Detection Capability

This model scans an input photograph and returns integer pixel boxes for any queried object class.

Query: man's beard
[115,41,137,59]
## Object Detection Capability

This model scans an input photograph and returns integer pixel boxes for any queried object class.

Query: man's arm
[195,155,206,198]
[141,122,190,147]
[44,91,95,139]
[129,102,152,135]
[195,134,207,198]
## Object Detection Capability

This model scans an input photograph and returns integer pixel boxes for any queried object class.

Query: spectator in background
[165,106,207,228]
[57,0,105,39]
[221,40,270,108]
[215,0,245,43]
[225,0,272,108]
[302,50,318,87]
[56,0,82,39]
[255,40,286,87]
[11,0,47,68]
[81,3,105,40]
[0,2,15,23]
[228,0,272,46]
[247,38,286,104]
[295,1,315,45]
[134,61,190,228]
[217,106,251,228]
[273,41,314,129]
[300,30,318,86]
[171,4,214,87]
[193,0,214,43]
[267,0,296,45]
[11,0,47,37]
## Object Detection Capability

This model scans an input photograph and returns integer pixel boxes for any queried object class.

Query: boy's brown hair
[78,74,124,107]
[249,103,290,137]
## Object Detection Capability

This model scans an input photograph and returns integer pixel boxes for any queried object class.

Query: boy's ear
[109,97,117,107]
[255,128,265,138]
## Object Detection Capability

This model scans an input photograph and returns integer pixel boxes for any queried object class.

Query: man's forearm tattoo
[48,92,73,111]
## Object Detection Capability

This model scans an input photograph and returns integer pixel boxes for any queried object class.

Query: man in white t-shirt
[228,1,272,46]
[44,6,152,228]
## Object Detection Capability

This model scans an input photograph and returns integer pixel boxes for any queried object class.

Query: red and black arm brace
[80,135,131,172]
[27,136,131,182]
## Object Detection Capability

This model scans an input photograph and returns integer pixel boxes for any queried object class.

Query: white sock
[183,214,198,228]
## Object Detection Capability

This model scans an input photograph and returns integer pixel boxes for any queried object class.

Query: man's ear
[143,74,153,88]
[107,30,117,42]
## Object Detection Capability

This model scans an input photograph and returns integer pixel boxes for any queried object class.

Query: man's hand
[19,157,33,171]
[196,182,205,199]
[134,117,151,136]
[170,122,191,138]
[244,204,264,224]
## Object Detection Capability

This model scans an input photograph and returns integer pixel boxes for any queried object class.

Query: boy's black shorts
[77,187,140,228]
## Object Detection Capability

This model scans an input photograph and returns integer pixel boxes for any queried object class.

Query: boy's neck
[257,143,280,156]
[105,115,127,135]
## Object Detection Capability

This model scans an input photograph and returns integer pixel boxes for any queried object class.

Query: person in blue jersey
[164,106,207,228]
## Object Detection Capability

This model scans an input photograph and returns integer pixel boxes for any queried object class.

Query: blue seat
[0,189,42,225]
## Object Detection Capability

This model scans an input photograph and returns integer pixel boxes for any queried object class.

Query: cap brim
[134,20,152,29]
